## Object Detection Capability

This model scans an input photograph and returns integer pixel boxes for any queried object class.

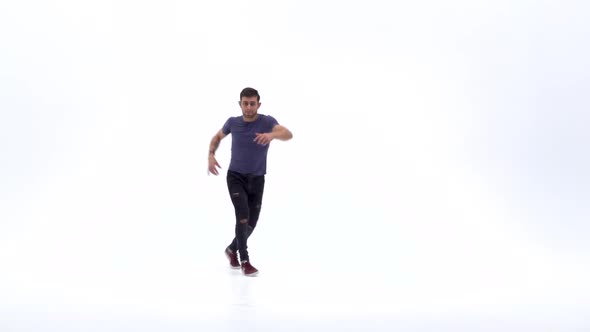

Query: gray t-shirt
[222,114,279,176]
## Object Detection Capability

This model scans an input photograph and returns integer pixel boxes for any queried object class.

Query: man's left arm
[270,124,293,141]
[254,124,293,145]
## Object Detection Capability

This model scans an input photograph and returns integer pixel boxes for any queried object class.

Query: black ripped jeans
[226,170,265,262]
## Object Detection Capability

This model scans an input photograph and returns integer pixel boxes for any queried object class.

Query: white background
[1,0,589,331]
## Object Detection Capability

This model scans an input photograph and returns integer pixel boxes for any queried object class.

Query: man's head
[239,87,261,121]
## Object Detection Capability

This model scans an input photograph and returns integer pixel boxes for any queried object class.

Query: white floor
[1,227,589,332]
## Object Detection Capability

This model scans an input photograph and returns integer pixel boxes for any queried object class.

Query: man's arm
[209,129,227,155]
[271,124,293,141]
[208,130,227,175]
[253,124,293,145]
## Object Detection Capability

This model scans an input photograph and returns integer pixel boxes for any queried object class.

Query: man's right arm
[208,129,227,176]
[209,129,227,156]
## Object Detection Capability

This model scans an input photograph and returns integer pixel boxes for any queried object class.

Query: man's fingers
[254,136,268,145]
[208,163,220,175]
[253,133,273,145]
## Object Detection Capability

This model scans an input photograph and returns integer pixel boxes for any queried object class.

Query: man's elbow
[273,126,293,141]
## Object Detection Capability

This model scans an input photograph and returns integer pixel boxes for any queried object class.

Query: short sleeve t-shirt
[222,114,279,176]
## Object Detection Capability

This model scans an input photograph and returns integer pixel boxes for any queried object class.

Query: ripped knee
[239,218,248,224]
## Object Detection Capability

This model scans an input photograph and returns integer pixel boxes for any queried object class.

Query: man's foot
[225,247,240,269]
[241,261,259,276]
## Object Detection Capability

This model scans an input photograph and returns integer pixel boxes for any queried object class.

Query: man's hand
[208,154,221,175]
[254,132,274,145]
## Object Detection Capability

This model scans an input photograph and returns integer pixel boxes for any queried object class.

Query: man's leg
[246,175,265,233]
[226,171,251,262]
[229,175,265,250]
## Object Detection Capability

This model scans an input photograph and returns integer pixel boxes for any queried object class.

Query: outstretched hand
[208,155,221,175]
[254,133,274,145]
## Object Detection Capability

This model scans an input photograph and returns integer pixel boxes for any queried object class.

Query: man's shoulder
[258,114,278,124]
[222,116,242,134]
[224,116,243,125]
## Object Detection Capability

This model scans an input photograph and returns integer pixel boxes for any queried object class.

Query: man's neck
[243,114,259,122]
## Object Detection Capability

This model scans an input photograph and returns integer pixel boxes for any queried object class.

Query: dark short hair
[240,87,260,101]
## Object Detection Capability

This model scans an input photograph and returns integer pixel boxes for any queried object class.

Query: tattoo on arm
[209,136,220,154]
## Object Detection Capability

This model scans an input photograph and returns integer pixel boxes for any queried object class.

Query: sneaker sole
[243,271,259,277]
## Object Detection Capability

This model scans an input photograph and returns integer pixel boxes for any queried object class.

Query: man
[208,87,293,276]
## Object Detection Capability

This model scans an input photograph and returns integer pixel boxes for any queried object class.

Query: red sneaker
[241,261,259,276]
[225,247,240,269]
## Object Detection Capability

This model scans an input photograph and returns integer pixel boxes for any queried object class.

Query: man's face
[239,96,260,120]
